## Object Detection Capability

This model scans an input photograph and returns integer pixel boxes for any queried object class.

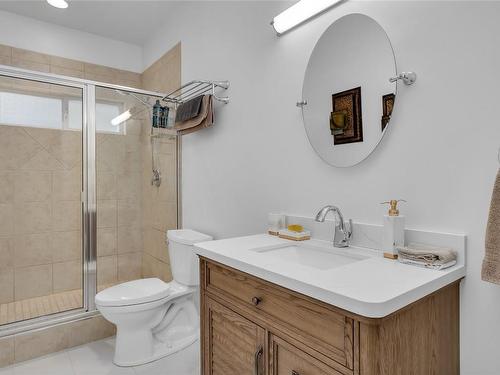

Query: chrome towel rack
[162,80,230,105]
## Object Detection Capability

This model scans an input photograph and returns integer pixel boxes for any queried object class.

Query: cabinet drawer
[270,335,344,375]
[204,260,354,369]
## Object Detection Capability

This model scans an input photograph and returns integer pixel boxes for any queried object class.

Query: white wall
[0,10,143,72]
[144,2,500,373]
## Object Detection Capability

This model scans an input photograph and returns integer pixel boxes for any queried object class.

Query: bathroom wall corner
[140,42,181,282]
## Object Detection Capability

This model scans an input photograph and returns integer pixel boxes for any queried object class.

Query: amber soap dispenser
[381,200,406,259]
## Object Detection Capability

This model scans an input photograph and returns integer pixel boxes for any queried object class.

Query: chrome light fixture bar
[272,0,344,36]
[47,0,69,9]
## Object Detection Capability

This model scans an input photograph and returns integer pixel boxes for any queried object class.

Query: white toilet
[95,229,213,367]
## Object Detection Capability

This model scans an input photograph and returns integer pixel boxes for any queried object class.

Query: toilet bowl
[95,229,212,367]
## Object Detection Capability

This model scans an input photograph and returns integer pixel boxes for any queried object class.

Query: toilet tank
[166,229,213,286]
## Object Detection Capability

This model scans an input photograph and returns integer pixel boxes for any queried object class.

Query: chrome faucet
[315,205,353,248]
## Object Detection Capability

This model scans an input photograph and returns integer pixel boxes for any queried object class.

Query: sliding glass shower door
[0,65,171,334]
[0,74,85,325]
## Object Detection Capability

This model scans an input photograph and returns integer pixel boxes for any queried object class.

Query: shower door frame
[0,64,171,337]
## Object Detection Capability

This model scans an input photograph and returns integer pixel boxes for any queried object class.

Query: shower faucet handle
[151,169,161,187]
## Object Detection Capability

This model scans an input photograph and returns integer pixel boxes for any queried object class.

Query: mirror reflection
[302,14,397,167]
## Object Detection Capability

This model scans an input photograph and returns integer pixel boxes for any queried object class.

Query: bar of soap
[287,224,304,233]
[278,229,311,241]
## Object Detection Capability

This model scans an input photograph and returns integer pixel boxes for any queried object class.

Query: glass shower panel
[0,75,84,325]
[95,86,151,290]
[95,86,178,289]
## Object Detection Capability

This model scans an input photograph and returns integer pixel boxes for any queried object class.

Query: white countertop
[195,234,466,318]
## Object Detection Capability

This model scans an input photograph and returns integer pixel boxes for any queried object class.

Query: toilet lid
[167,229,213,245]
[95,278,171,307]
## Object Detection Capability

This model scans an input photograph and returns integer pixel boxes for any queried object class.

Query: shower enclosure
[0,65,178,335]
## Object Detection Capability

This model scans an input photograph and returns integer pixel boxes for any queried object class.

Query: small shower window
[67,99,81,130]
[67,99,125,134]
[96,101,124,134]
[0,89,125,134]
[0,91,63,129]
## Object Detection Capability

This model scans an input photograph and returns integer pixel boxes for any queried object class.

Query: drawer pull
[291,371,300,375]
[254,346,263,375]
[251,296,262,306]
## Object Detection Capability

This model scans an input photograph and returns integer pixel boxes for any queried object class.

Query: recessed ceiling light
[47,0,69,9]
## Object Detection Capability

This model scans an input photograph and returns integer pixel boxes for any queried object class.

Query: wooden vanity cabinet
[200,258,460,375]
[202,297,266,375]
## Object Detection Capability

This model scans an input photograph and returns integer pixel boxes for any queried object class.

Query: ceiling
[0,1,174,45]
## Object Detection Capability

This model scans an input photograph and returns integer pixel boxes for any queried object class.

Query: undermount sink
[251,243,366,271]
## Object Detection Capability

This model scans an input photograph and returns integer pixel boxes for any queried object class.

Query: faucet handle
[344,219,353,240]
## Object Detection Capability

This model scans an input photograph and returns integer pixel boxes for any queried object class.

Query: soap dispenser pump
[380,199,406,259]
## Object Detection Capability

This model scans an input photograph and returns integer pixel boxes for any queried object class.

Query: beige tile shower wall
[96,119,144,287]
[0,123,83,303]
[0,44,143,304]
[141,43,181,281]
[0,44,142,87]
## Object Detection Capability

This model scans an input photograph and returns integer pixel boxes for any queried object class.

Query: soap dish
[278,229,311,241]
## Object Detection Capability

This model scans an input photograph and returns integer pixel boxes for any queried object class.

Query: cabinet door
[203,297,266,375]
[270,335,344,375]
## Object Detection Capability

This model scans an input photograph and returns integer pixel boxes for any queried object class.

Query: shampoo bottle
[152,100,161,128]
[381,199,406,259]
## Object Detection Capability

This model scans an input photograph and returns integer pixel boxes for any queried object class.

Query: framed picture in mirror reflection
[330,87,363,145]
[381,93,395,131]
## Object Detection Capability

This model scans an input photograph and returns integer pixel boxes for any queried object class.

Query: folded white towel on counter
[396,243,457,270]
[398,257,457,270]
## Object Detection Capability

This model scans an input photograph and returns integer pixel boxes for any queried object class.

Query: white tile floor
[0,337,200,375]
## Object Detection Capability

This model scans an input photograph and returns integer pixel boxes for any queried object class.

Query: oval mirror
[302,14,397,167]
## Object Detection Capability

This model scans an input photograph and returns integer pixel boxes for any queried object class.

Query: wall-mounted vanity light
[47,0,69,9]
[272,0,345,36]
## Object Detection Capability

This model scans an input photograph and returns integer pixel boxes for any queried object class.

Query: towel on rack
[174,95,203,123]
[482,169,500,284]
[174,95,214,135]
[397,243,457,270]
